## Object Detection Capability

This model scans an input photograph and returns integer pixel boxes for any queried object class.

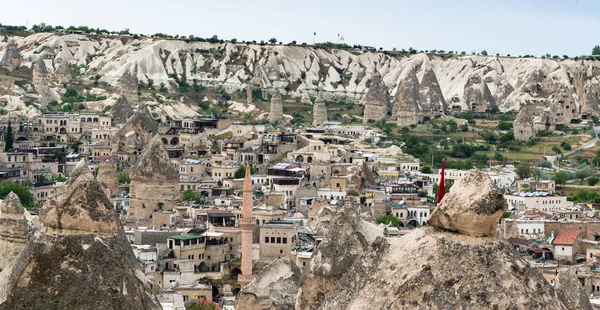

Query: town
[1,25,600,309]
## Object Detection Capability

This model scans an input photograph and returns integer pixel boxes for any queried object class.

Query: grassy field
[478,136,590,162]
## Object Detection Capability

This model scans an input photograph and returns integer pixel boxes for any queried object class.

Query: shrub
[535,160,552,168]
[560,141,572,151]
[587,176,600,186]
[376,215,401,228]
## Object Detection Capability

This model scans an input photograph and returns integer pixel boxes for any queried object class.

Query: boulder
[427,170,507,237]
[555,271,593,310]
[235,257,301,310]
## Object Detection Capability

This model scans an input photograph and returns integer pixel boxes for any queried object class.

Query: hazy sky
[1,0,598,56]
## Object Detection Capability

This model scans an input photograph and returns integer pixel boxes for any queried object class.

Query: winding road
[545,126,600,170]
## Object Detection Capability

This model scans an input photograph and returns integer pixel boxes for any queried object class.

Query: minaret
[238,163,255,286]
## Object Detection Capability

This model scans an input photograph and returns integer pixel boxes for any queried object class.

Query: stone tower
[239,163,255,286]
[246,85,252,106]
[312,93,327,127]
[269,91,283,124]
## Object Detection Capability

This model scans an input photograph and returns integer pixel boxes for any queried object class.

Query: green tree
[159,82,167,92]
[420,165,432,174]
[577,166,594,182]
[553,171,569,187]
[587,176,600,186]
[551,146,561,154]
[493,152,504,162]
[593,45,600,56]
[182,190,202,203]
[118,171,131,184]
[234,165,255,179]
[497,121,512,131]
[64,88,78,97]
[67,140,82,153]
[268,37,277,44]
[376,215,401,228]
[516,161,532,179]
[4,121,13,151]
[481,50,488,56]
[0,182,35,210]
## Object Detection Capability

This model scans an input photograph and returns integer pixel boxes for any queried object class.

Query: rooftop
[553,228,581,245]
[167,234,204,241]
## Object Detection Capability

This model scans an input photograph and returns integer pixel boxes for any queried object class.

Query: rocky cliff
[296,170,582,309]
[2,33,600,122]
[0,166,160,310]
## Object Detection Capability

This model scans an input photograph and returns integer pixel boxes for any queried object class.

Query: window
[283,237,287,244]
[265,237,269,243]
[271,237,275,243]
[303,262,306,266]
[280,249,283,254]
[208,256,211,260]
[277,237,281,244]
[562,247,565,251]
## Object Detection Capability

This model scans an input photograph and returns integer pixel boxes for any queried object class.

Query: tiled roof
[553,228,581,245]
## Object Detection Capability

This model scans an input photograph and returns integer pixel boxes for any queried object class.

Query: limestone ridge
[296,169,574,309]
[312,93,327,127]
[235,257,301,310]
[427,170,507,237]
[362,72,391,124]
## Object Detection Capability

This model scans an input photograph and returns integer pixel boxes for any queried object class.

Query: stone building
[269,91,283,124]
[312,94,327,127]
[513,108,535,142]
[127,135,180,224]
[259,220,298,261]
